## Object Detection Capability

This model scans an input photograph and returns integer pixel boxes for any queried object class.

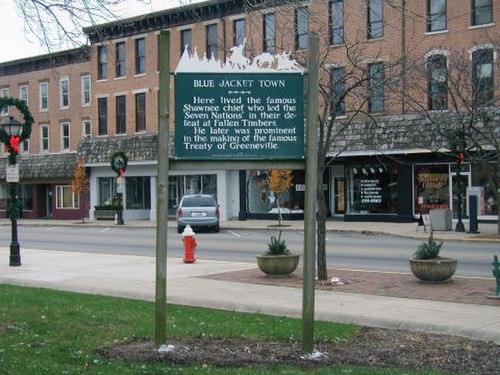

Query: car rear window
[182,196,216,207]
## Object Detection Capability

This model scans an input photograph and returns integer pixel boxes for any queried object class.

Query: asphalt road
[0,225,496,277]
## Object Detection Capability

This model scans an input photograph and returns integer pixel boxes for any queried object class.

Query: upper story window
[135,92,146,132]
[1,88,9,116]
[40,124,49,152]
[427,0,447,32]
[97,45,107,80]
[206,24,218,59]
[233,18,246,47]
[116,95,126,134]
[98,97,108,136]
[367,0,383,39]
[368,63,384,113]
[331,67,345,115]
[330,0,344,45]
[82,119,92,138]
[116,42,126,78]
[472,48,494,106]
[39,82,48,112]
[263,13,276,54]
[81,75,91,107]
[180,29,192,55]
[60,122,70,151]
[135,38,146,75]
[427,54,448,110]
[59,77,70,109]
[19,85,28,106]
[472,0,492,26]
[295,7,309,50]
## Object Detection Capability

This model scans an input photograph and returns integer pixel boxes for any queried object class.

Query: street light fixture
[1,116,24,266]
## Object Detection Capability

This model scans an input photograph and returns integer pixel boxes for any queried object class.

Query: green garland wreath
[110,151,128,175]
[0,97,34,165]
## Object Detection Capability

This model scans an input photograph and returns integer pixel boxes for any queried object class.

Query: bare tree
[403,42,500,234]
[13,0,150,52]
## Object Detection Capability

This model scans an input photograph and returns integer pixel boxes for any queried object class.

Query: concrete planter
[256,254,299,276]
[409,257,457,283]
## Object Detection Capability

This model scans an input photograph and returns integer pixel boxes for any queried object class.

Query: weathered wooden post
[155,30,170,346]
[302,32,319,353]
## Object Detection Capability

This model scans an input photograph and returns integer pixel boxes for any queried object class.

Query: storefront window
[56,185,79,209]
[246,170,304,214]
[414,164,449,214]
[347,165,398,214]
[98,177,116,206]
[168,174,217,215]
[0,185,6,210]
[0,184,33,211]
[126,177,151,209]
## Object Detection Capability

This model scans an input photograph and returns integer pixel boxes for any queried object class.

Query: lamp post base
[9,242,21,266]
[455,221,465,232]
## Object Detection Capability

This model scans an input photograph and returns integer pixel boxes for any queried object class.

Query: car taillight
[177,208,183,216]
[215,207,220,218]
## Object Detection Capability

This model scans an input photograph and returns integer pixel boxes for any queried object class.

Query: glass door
[451,172,470,219]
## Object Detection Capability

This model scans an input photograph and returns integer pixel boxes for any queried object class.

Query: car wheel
[177,226,183,234]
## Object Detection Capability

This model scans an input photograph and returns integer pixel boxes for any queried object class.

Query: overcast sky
[0,0,199,63]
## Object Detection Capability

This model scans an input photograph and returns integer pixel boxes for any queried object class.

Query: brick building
[0,48,91,219]
[0,0,498,223]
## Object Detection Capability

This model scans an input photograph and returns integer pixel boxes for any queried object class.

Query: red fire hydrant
[182,225,196,263]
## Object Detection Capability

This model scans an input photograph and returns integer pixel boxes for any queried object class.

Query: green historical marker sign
[174,72,304,160]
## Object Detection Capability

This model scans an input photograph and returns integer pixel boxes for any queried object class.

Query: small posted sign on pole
[6,164,19,183]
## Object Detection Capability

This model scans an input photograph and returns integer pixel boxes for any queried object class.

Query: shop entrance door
[334,177,346,215]
[451,172,470,219]
[168,179,178,216]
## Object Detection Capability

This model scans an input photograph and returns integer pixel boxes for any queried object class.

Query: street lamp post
[0,97,33,267]
[1,116,23,266]
[451,130,466,233]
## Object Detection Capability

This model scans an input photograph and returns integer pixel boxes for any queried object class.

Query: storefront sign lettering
[360,179,382,204]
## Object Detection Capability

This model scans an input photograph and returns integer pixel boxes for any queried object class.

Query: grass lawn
[0,284,447,374]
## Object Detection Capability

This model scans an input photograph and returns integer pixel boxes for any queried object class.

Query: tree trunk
[317,185,328,280]
[316,161,328,280]
[277,197,283,226]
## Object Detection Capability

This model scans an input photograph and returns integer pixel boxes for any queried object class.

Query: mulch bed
[98,327,500,374]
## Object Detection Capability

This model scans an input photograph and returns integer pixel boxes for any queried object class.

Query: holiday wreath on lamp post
[0,97,34,165]
[110,151,128,176]
[110,151,128,225]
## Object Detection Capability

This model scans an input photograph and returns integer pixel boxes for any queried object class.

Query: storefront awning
[328,148,433,158]
[0,152,77,182]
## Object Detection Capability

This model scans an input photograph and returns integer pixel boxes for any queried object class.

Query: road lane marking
[46,227,60,232]
[227,230,241,238]
[100,228,110,233]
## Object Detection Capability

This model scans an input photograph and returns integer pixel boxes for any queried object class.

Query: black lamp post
[1,116,23,266]
[451,130,466,233]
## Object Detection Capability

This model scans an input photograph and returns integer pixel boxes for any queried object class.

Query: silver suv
[176,194,220,233]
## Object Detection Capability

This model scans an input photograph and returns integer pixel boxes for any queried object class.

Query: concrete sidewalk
[1,247,499,345]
